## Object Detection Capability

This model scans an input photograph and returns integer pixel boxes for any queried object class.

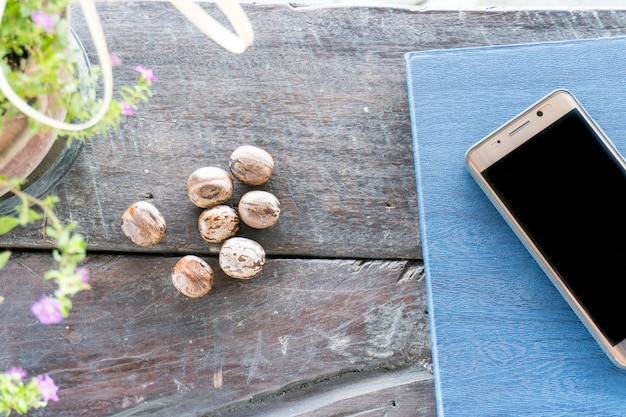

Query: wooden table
[2,3,626,416]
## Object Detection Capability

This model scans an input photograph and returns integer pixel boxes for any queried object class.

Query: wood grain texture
[1,2,426,259]
[9,6,624,260]
[202,365,436,417]
[5,7,626,259]
[6,7,626,258]
[0,253,429,417]
[1,5,625,417]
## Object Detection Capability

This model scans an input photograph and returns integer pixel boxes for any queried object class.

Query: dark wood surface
[2,3,626,416]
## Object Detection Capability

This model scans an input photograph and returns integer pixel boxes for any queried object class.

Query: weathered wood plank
[2,3,425,259]
[196,365,436,417]
[0,253,429,417]
[105,367,436,417]
[5,7,626,259]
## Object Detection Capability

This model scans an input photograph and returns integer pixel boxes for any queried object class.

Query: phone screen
[482,109,626,346]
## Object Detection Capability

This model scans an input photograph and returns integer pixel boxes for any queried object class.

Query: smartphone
[466,90,626,368]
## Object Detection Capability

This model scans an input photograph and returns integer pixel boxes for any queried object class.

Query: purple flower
[121,102,134,116]
[76,267,90,283]
[134,65,157,82]
[31,296,63,324]
[31,11,54,33]
[4,367,27,382]
[34,374,59,402]
[109,54,121,67]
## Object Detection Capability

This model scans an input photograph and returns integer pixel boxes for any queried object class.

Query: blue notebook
[406,37,626,416]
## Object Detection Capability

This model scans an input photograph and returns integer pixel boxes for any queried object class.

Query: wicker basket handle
[171,0,254,55]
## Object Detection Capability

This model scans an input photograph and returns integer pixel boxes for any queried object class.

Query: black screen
[483,109,626,346]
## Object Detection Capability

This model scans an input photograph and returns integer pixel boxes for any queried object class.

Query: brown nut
[120,201,166,247]
[198,205,240,243]
[187,167,233,208]
[219,237,266,279]
[229,145,274,185]
[171,255,215,298]
[238,190,280,229]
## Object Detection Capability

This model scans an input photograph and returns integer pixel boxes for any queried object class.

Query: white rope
[170,0,254,55]
[0,0,113,132]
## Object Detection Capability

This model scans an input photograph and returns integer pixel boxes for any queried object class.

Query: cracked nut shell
[229,145,274,185]
[219,237,266,279]
[198,205,240,243]
[120,201,166,247]
[187,167,233,208]
[238,190,280,229]
[171,255,215,298]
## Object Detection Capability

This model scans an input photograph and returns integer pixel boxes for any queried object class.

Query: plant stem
[8,186,62,232]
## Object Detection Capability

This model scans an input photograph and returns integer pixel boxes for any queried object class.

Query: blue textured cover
[406,37,626,416]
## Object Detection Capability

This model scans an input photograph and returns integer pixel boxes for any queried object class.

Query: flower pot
[0,29,88,213]
[0,100,67,195]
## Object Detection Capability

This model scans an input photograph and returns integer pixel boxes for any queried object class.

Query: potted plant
[0,0,253,414]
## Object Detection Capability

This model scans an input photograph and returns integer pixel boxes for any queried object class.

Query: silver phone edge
[465,89,626,369]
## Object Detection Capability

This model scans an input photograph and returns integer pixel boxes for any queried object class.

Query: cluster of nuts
[120,145,280,298]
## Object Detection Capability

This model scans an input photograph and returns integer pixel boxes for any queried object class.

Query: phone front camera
[537,110,544,117]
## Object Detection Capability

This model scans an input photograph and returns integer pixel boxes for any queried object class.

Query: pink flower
[76,267,90,283]
[134,65,157,82]
[34,374,59,402]
[109,54,121,67]
[4,367,27,382]
[31,11,54,33]
[31,296,63,324]
[121,102,134,116]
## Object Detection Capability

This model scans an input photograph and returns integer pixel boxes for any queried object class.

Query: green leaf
[44,269,62,281]
[15,202,31,226]
[58,296,72,317]
[68,233,86,253]
[0,217,18,235]
[42,195,59,209]
[0,251,11,269]
[27,209,43,222]
[45,226,58,240]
